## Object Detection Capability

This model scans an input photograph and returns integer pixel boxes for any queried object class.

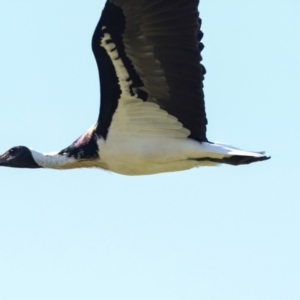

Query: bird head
[0,146,41,168]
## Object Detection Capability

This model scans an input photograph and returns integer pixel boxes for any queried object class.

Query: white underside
[97,134,264,175]
[95,95,264,175]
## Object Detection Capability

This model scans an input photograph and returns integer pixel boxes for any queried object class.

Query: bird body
[0,0,270,175]
[30,131,265,175]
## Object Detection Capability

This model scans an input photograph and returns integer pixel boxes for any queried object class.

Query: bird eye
[9,148,16,154]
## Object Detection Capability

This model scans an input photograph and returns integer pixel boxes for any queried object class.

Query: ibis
[0,0,270,175]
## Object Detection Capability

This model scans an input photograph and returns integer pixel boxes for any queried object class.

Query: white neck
[30,150,76,169]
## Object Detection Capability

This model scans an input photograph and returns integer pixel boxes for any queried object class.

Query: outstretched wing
[92,0,207,142]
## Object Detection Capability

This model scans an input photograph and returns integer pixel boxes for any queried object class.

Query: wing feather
[93,0,207,141]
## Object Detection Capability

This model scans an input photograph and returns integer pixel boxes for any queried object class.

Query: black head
[0,146,41,168]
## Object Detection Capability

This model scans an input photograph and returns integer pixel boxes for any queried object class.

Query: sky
[0,1,299,300]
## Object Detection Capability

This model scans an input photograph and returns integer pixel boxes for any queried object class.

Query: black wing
[92,0,207,142]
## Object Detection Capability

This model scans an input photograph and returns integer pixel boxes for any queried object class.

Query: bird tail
[192,142,270,166]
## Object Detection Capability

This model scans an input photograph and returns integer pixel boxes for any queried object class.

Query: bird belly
[97,133,216,175]
[96,129,268,175]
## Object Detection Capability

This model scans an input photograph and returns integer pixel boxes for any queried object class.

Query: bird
[0,0,270,175]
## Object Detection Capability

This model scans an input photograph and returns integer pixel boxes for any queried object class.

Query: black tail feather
[192,155,271,166]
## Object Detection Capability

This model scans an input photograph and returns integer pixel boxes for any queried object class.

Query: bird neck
[30,150,77,169]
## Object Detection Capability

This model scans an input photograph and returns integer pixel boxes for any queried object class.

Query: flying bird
[0,0,270,175]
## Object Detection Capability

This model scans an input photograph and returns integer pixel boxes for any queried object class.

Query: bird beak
[0,152,10,167]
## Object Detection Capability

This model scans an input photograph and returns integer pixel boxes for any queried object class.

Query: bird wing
[92,0,207,142]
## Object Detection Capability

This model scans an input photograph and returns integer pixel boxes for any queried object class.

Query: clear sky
[0,1,299,300]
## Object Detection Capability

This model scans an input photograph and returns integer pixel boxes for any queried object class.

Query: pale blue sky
[0,1,299,300]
